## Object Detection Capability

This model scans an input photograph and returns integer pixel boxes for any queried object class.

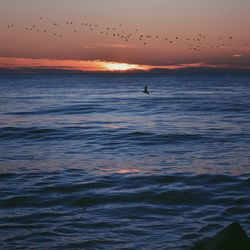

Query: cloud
[81,43,137,49]
[0,57,148,72]
[0,57,250,72]
[232,54,242,58]
[81,46,92,49]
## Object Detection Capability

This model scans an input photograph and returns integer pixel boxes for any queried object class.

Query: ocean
[0,72,250,249]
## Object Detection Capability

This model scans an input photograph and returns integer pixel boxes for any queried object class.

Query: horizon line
[1,57,250,73]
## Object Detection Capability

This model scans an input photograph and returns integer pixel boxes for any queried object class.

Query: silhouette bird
[143,85,149,95]
[7,15,249,54]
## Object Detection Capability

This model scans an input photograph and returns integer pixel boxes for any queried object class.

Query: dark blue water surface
[0,73,250,249]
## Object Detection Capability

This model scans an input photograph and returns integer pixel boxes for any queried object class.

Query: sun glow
[103,62,149,71]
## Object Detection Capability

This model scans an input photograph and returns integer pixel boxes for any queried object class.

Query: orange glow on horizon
[1,57,250,72]
[0,57,150,72]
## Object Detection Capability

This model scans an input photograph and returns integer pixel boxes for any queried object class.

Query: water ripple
[0,170,249,249]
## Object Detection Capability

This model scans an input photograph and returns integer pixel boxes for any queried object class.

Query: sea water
[0,72,249,249]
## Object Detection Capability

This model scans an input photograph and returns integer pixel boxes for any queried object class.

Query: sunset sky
[1,0,250,71]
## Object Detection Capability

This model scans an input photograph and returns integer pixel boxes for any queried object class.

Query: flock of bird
[7,17,249,52]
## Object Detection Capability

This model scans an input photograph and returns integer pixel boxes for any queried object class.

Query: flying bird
[143,85,149,95]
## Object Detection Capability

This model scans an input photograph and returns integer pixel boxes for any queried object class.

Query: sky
[0,0,250,71]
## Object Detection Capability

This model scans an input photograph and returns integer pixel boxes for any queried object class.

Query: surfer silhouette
[143,85,149,95]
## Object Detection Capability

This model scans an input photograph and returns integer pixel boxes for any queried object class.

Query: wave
[0,170,249,249]
[5,104,117,116]
[0,126,97,141]
[0,126,207,144]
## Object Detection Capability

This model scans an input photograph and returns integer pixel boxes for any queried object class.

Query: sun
[103,62,148,71]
